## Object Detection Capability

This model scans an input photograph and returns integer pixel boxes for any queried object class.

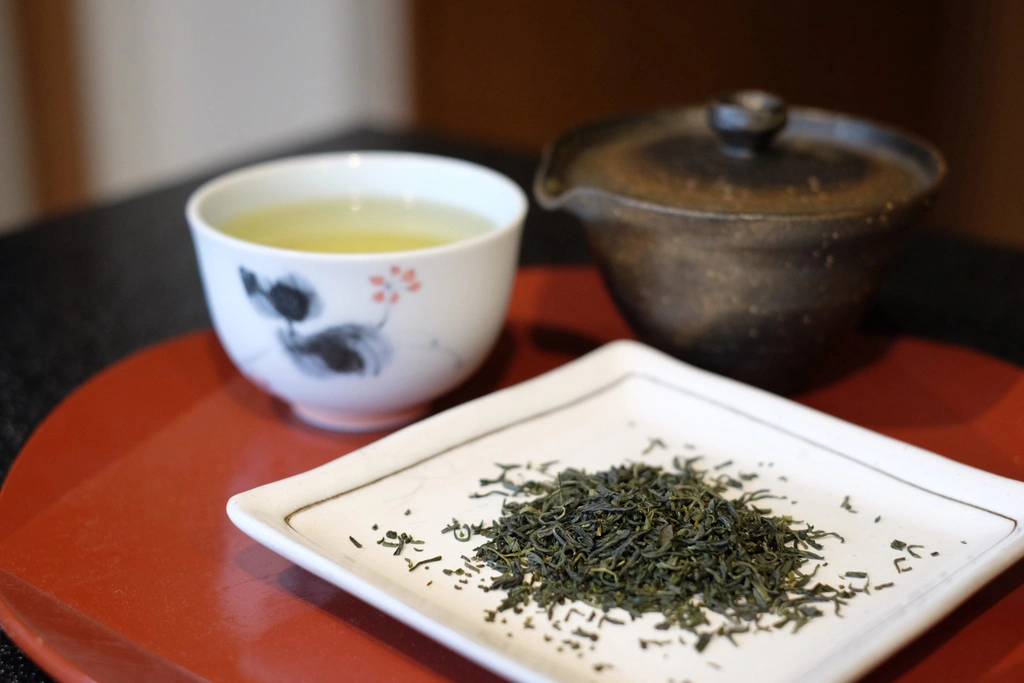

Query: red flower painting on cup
[370,266,422,305]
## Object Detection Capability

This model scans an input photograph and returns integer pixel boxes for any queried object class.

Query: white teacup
[186,152,526,431]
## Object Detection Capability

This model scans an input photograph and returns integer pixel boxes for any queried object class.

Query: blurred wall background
[0,0,409,233]
[2,0,1022,247]
[75,0,409,201]
[0,3,32,230]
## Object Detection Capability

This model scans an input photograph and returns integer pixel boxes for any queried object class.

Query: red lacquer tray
[1,266,1022,683]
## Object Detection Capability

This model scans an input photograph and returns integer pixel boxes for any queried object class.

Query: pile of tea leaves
[472,459,853,648]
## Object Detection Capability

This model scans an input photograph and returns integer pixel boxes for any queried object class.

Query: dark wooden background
[412,0,1024,247]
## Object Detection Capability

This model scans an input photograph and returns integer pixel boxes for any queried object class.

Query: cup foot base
[291,403,429,433]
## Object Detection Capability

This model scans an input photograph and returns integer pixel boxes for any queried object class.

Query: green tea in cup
[219,196,493,254]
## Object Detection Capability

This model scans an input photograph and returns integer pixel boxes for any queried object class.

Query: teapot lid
[538,91,945,217]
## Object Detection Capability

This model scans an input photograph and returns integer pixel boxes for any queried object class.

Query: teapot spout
[533,118,626,215]
[534,113,670,219]
[533,139,572,211]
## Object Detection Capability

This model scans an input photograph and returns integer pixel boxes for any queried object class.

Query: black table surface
[1,128,1023,682]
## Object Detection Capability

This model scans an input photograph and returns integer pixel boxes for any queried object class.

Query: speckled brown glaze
[535,93,946,394]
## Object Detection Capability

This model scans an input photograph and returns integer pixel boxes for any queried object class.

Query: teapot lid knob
[707,90,788,157]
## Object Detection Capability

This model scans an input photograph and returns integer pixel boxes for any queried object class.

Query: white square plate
[228,340,1024,683]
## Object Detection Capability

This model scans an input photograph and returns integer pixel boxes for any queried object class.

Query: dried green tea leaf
[471,462,853,652]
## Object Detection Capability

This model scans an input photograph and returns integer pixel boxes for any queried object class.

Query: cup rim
[185,151,528,261]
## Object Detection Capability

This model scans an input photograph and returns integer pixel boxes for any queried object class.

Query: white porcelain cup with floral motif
[186,152,526,431]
